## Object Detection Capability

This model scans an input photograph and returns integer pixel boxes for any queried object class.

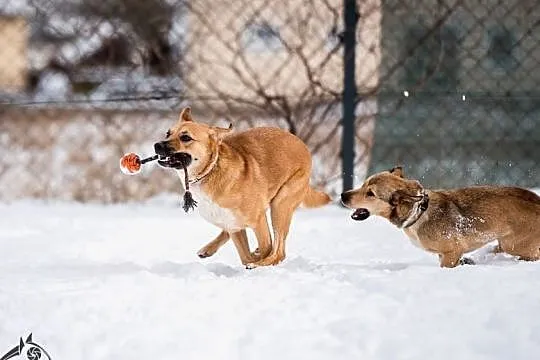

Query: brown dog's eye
[165,130,171,138]
[179,134,193,142]
[366,189,375,197]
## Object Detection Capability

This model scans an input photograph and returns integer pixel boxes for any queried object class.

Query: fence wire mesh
[0,0,538,202]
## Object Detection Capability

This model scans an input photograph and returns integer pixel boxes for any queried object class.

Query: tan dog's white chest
[188,182,242,232]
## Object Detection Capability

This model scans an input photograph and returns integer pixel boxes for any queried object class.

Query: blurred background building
[0,0,538,202]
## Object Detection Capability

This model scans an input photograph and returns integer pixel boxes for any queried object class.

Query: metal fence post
[341,0,357,192]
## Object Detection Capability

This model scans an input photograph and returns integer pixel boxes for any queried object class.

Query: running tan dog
[154,107,331,268]
[341,167,540,267]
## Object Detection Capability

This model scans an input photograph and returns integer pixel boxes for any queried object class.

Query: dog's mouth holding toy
[119,151,197,212]
[157,152,192,169]
[351,208,370,221]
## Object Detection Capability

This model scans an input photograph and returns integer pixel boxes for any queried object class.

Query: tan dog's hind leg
[248,173,308,268]
[231,230,257,265]
[252,213,273,260]
[197,230,229,258]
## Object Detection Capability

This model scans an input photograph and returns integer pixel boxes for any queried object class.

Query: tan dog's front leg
[197,230,229,258]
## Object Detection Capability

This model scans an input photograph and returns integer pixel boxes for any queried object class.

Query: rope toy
[181,167,198,212]
[119,152,198,212]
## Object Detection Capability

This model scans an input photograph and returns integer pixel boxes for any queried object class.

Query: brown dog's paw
[459,257,475,266]
[518,255,540,262]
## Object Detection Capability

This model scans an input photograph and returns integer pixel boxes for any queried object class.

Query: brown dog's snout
[154,141,173,156]
[351,208,370,221]
[341,191,352,205]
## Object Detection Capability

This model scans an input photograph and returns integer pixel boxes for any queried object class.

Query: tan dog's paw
[245,253,285,269]
[197,246,218,258]
[249,251,262,263]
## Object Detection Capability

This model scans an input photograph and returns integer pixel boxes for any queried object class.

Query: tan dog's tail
[302,186,332,208]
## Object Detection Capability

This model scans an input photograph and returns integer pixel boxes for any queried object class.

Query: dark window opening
[487,26,518,70]
[242,21,282,52]
[401,25,460,91]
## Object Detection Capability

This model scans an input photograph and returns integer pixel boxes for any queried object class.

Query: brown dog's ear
[389,166,404,178]
[212,123,233,141]
[179,107,193,122]
[389,188,423,206]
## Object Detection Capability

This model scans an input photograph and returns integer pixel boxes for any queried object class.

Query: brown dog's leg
[491,243,503,254]
[500,235,540,261]
[517,246,540,262]
[438,251,465,268]
[230,230,257,265]
[197,230,229,258]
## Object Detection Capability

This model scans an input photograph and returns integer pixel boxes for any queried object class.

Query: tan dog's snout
[154,140,193,169]
[155,107,233,173]
[154,141,174,156]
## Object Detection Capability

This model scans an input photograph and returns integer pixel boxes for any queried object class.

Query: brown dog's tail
[302,186,332,208]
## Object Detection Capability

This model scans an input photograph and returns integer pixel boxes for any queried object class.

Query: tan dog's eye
[366,189,375,197]
[165,130,171,138]
[179,134,193,143]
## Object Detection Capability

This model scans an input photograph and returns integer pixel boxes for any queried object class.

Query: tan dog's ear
[389,166,404,178]
[389,188,423,206]
[179,107,193,122]
[212,123,233,141]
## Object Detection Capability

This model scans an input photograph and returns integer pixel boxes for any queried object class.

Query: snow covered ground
[0,196,539,360]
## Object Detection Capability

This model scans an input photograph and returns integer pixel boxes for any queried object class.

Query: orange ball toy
[119,153,158,175]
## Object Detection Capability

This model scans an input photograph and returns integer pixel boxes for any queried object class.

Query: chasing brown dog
[154,107,331,268]
[341,166,540,268]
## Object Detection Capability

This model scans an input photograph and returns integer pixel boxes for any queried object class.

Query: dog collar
[189,151,219,185]
[402,190,429,228]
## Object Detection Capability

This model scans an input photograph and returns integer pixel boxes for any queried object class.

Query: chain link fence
[371,0,540,188]
[0,0,538,202]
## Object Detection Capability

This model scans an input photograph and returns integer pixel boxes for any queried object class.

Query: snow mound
[0,202,539,360]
